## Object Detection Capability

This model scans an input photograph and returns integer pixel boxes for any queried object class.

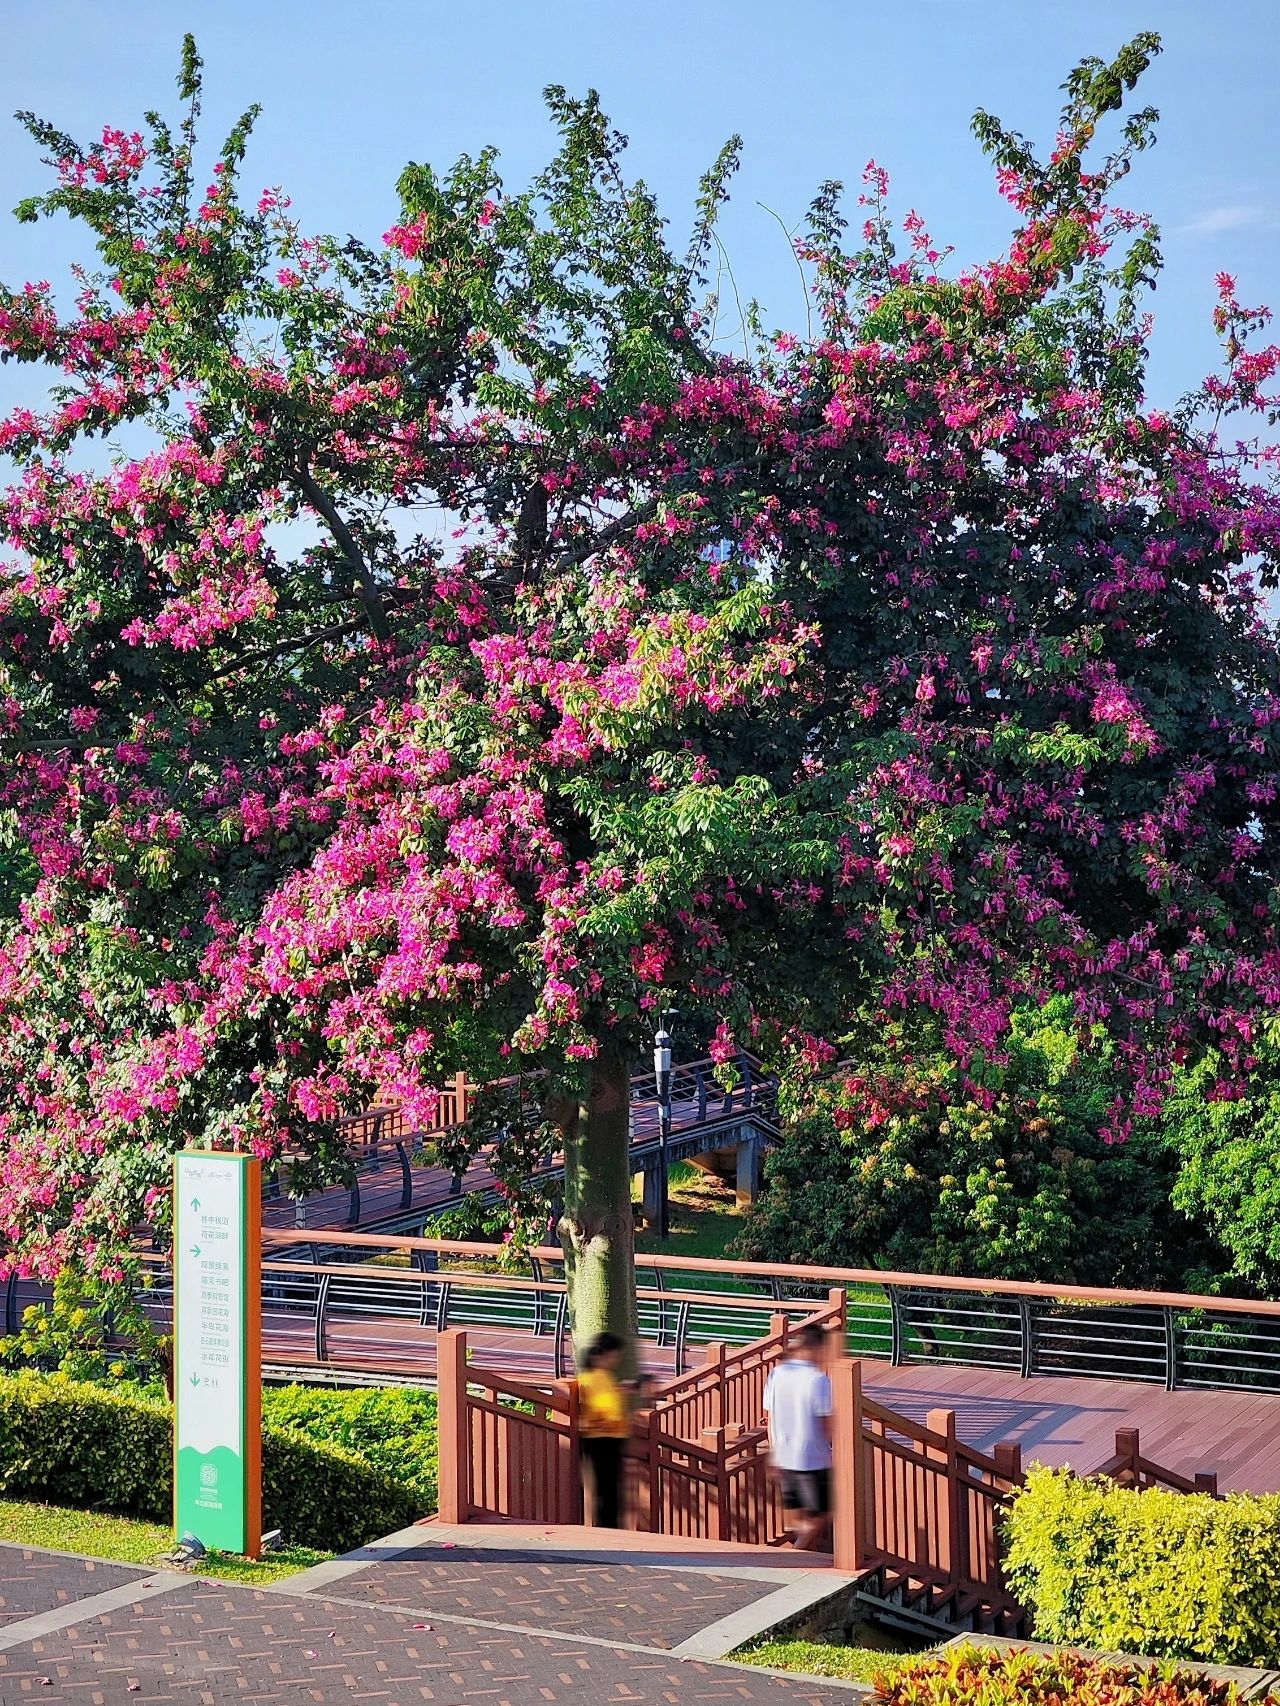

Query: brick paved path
[333,1544,771,1648]
[0,1549,150,1629]
[0,1542,855,1705]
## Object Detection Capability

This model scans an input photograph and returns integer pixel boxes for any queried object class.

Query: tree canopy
[2,34,1280,1336]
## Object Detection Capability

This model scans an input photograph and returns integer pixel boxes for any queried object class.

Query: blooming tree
[3,35,1280,1344]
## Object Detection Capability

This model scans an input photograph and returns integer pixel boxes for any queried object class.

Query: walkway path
[0,1530,859,1704]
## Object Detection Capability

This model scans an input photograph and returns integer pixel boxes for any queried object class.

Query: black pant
[581,1436,623,1528]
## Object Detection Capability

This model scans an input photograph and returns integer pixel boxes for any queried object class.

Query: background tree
[736,1001,1202,1286]
[1162,1035,1280,1296]
[3,34,1280,1347]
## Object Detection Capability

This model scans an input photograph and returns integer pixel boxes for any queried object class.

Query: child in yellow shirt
[577,1332,630,1528]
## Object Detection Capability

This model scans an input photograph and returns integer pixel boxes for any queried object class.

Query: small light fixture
[164,1531,207,1567]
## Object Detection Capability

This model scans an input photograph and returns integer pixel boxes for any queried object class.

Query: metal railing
[131,1248,831,1386]
[253,1233,1280,1395]
[265,1055,778,1237]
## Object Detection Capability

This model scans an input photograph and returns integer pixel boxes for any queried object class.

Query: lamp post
[652,1014,675,1241]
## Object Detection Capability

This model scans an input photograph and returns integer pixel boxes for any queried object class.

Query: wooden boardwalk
[267,1056,776,1237]
[859,1361,1280,1493]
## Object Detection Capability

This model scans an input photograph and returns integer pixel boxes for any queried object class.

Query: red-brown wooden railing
[625,1288,849,1545]
[437,1290,846,1542]
[831,1359,1025,1612]
[1091,1425,1219,1495]
[437,1329,583,1525]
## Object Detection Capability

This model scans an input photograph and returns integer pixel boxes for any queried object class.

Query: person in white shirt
[762,1322,833,1550]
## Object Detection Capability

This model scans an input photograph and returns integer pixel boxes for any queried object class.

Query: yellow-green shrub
[1003,1467,1280,1665]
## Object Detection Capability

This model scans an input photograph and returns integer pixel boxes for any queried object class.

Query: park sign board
[173,1152,262,1556]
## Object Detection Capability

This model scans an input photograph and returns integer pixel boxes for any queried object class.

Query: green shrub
[261,1384,438,1507]
[0,1371,424,1554]
[869,1644,1269,1706]
[1003,1467,1280,1665]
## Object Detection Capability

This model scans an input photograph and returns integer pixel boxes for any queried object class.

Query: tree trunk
[557,1043,638,1371]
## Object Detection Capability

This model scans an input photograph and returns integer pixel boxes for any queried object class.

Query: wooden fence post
[1193,1470,1218,1496]
[927,1408,961,1583]
[1114,1426,1140,1486]
[770,1310,790,1351]
[437,1329,470,1525]
[831,1357,865,1573]
[704,1342,726,1430]
[993,1442,1023,1485]
[703,1426,728,1542]
[828,1285,848,1345]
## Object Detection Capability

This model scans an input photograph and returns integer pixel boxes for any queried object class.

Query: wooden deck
[859,1360,1280,1493]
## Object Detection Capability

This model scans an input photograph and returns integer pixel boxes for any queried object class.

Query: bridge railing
[257,1231,1280,1395]
[129,1250,835,1385]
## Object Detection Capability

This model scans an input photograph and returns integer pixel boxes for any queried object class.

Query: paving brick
[0,1576,849,1705]
[334,1546,772,1648]
[0,1550,152,1629]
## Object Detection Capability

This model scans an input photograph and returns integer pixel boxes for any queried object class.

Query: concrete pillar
[735,1124,765,1209]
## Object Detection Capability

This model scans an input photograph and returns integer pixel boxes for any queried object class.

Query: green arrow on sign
[190,1197,200,1211]
[189,1244,201,1259]
[189,1374,200,1387]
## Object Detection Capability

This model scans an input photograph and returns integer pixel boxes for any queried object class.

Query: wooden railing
[832,1360,1024,1611]
[625,1289,848,1546]
[437,1330,582,1525]
[1092,1425,1219,1495]
[437,1290,844,1541]
[340,1073,473,1149]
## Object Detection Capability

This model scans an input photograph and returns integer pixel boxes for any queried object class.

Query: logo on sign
[201,1463,218,1488]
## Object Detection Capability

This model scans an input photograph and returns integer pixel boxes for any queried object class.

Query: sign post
[173,1152,261,1556]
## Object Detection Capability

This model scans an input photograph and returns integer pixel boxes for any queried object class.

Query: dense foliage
[3,34,1280,1334]
[0,1371,425,1550]
[870,1645,1274,1706]
[737,1004,1206,1285]
[1004,1467,1280,1666]
[1161,1037,1280,1295]
[260,1381,437,1508]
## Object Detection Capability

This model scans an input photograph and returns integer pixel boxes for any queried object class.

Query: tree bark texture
[556,1044,638,1372]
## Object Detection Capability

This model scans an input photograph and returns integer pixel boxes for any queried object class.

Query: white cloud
[1176,205,1266,239]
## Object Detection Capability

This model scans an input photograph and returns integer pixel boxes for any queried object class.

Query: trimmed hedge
[0,1372,424,1554]
[261,1384,437,1509]
[1003,1467,1280,1666]
[869,1644,1271,1706]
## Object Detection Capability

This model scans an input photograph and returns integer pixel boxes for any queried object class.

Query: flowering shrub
[737,1002,1195,1285]
[2,35,1280,1342]
[870,1645,1275,1706]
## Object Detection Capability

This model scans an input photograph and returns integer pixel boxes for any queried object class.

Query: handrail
[260,1228,1280,1322]
[332,1054,771,1138]
[253,1256,830,1317]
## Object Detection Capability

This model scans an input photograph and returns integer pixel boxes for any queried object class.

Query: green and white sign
[173,1152,261,1555]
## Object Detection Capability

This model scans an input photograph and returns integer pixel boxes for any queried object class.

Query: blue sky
[0,0,1276,409]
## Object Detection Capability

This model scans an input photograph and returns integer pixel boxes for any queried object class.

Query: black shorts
[778,1468,830,1515]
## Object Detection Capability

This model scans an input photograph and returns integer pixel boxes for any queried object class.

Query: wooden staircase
[852,1561,1030,1640]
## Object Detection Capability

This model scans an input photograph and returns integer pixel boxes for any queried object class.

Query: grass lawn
[0,1498,331,1584]
[735,1634,925,1684]
[635,1161,744,1261]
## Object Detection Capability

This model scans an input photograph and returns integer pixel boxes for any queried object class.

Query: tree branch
[292,462,393,645]
[207,616,365,681]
